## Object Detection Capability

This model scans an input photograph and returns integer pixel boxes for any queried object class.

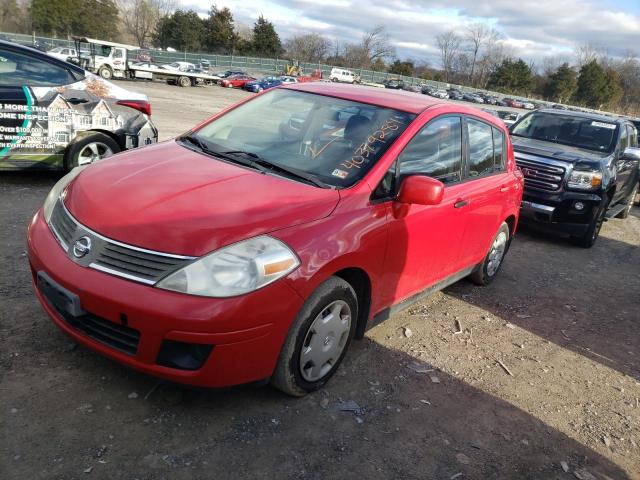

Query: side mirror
[396,175,444,206]
[622,147,640,162]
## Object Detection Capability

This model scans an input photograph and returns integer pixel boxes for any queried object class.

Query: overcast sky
[178,0,640,66]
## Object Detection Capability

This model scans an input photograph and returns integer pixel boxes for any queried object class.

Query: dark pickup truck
[509,109,639,247]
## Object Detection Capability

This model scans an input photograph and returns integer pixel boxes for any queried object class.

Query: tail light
[116,99,151,116]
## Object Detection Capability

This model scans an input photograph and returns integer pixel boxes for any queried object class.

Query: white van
[329,68,359,84]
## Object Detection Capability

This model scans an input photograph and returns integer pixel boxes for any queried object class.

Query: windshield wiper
[179,134,208,151]
[179,136,268,172]
[222,150,330,188]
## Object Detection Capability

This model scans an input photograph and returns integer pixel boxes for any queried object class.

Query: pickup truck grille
[515,157,566,192]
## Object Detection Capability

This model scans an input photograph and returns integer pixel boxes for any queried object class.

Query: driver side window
[397,116,463,185]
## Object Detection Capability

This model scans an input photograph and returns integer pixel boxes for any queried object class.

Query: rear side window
[0,47,79,87]
[619,125,629,152]
[467,118,494,177]
[398,116,463,185]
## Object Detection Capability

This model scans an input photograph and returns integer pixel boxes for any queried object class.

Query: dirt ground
[1,81,639,480]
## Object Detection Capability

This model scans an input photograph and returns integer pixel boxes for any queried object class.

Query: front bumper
[519,190,603,236]
[27,210,304,388]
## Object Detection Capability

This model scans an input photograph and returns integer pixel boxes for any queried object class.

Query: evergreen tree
[153,10,205,51]
[251,15,282,57]
[487,58,534,94]
[389,59,414,77]
[31,0,119,39]
[574,60,612,108]
[205,6,237,53]
[544,63,577,103]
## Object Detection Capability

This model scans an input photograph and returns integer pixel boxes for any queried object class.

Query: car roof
[0,40,86,76]
[283,82,442,114]
[535,108,629,125]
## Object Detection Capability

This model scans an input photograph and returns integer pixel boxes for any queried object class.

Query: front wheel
[271,277,357,396]
[572,198,608,248]
[178,76,191,87]
[98,66,112,80]
[469,222,510,286]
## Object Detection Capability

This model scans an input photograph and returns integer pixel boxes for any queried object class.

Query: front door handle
[454,199,469,208]
[500,185,510,193]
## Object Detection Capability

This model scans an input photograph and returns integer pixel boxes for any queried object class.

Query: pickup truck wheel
[572,199,608,248]
[178,76,191,87]
[64,133,120,171]
[271,277,357,396]
[618,183,638,219]
[469,222,510,286]
[98,66,113,80]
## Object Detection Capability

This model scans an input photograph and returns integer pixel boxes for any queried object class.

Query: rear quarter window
[467,118,494,177]
[0,47,79,87]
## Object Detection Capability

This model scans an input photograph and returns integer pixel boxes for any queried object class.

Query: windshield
[511,112,618,153]
[191,89,415,188]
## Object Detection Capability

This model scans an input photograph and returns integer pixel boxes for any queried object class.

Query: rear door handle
[454,199,469,208]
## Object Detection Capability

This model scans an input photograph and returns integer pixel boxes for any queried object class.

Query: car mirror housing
[622,147,640,162]
[396,175,444,206]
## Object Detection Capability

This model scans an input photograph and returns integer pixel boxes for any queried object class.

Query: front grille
[92,243,190,284]
[49,200,77,250]
[48,198,194,285]
[39,278,141,355]
[515,157,566,192]
[62,309,141,355]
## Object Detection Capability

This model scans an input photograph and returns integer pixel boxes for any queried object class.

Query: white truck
[72,37,218,87]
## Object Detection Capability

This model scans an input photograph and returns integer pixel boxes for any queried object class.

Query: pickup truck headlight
[566,169,602,190]
[43,166,87,222]
[156,236,300,297]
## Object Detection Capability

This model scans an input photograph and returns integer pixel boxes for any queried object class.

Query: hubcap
[486,231,507,276]
[299,300,351,382]
[77,142,113,166]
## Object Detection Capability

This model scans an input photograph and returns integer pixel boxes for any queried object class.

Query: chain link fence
[1,30,554,106]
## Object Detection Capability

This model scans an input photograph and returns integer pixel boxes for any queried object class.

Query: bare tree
[574,42,600,68]
[284,33,330,63]
[361,25,395,64]
[465,23,498,85]
[437,30,461,82]
[119,0,176,47]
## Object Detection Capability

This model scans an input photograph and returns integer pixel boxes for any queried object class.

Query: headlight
[156,235,300,297]
[566,169,602,190]
[43,166,86,222]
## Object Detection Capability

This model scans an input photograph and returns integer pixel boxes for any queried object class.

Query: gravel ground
[1,81,639,480]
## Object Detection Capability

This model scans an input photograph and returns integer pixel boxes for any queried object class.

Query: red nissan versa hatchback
[28,83,522,396]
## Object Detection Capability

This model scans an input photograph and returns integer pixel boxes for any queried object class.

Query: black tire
[98,66,112,80]
[618,183,638,219]
[469,222,510,286]
[571,197,608,248]
[271,276,358,396]
[178,76,191,87]
[64,133,120,171]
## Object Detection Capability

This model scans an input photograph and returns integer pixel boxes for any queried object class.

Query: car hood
[511,136,611,164]
[64,141,340,256]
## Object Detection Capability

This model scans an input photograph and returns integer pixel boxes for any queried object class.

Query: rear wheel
[469,222,510,286]
[178,76,191,87]
[271,277,357,396]
[618,183,638,219]
[64,133,120,171]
